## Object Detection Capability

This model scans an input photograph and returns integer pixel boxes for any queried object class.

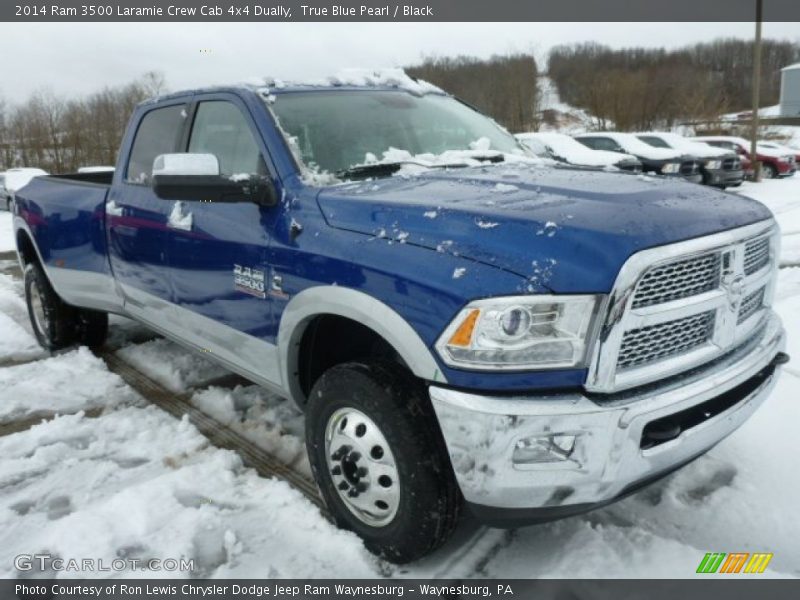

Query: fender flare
[12,217,45,270]
[277,286,447,404]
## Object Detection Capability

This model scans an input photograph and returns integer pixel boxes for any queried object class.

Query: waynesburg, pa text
[15,583,512,597]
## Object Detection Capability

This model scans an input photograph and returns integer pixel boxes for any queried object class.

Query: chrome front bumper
[429,313,785,520]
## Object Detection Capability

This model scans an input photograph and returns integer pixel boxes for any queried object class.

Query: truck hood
[682,143,730,158]
[317,163,772,293]
[563,149,638,167]
[624,145,683,161]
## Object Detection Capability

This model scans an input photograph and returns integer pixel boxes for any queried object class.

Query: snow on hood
[317,162,772,293]
[680,142,729,158]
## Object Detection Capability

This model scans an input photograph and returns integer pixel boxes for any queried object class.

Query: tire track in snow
[0,406,105,438]
[0,268,337,564]
[96,350,327,512]
[0,283,326,516]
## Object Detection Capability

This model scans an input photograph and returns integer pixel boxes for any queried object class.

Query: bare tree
[547,39,800,131]
[407,54,539,132]
[0,71,167,172]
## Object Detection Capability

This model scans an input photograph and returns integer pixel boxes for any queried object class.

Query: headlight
[705,160,722,170]
[661,162,680,174]
[435,295,602,370]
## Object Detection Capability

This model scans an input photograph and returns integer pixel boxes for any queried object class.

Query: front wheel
[305,360,461,563]
[762,163,778,179]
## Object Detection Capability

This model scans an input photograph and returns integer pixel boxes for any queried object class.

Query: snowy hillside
[534,76,600,134]
[0,175,799,578]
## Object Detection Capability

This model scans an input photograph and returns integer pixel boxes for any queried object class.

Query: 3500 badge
[233,264,266,299]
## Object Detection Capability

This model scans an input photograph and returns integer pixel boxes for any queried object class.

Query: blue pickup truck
[12,71,788,563]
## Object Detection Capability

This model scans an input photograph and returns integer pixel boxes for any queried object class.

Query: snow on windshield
[247,68,445,97]
[354,138,536,171]
[267,88,535,185]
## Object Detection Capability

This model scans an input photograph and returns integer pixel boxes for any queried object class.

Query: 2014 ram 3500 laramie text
[12,70,788,563]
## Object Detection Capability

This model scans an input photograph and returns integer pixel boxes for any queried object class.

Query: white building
[780,63,800,117]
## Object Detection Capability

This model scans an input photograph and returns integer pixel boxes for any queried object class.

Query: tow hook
[772,352,790,366]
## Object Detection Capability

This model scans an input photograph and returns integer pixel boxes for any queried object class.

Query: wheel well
[296,314,405,401]
[16,230,38,266]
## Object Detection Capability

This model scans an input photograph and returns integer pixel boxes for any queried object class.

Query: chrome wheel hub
[30,283,48,335]
[324,407,400,527]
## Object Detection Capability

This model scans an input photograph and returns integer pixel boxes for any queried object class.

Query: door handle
[167,201,193,232]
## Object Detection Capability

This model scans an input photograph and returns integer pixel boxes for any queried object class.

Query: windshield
[269,91,525,176]
[610,134,671,155]
[637,135,671,149]
[537,134,598,155]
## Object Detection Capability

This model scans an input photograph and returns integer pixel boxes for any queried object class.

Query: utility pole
[750,0,763,181]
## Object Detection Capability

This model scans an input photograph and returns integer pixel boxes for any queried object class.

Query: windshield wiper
[336,154,506,180]
[336,162,409,180]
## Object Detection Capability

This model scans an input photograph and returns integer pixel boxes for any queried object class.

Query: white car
[574,132,703,182]
[516,132,641,172]
[78,166,115,174]
[636,132,744,188]
[1,167,48,211]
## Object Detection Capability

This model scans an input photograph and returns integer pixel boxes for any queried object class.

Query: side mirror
[151,153,278,207]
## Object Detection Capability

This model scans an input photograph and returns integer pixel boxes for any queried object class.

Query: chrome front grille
[722,157,740,170]
[679,160,700,175]
[632,253,720,309]
[618,311,715,370]
[738,287,765,324]
[586,221,778,393]
[744,237,770,275]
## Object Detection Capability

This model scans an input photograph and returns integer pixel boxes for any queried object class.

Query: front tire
[762,163,778,179]
[75,308,108,349]
[305,360,461,563]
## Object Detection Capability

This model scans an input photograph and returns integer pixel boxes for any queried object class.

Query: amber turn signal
[447,309,480,347]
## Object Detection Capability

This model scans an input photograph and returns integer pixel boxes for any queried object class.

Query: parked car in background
[574,132,702,183]
[692,136,796,179]
[78,166,116,174]
[758,141,800,163]
[1,168,48,211]
[516,132,642,172]
[636,132,743,188]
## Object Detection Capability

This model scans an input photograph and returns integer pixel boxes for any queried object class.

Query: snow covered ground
[0,175,799,579]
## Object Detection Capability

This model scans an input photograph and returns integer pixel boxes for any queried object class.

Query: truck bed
[14,173,112,287]
[46,171,115,186]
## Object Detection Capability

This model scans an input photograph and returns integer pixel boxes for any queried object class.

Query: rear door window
[125,105,185,184]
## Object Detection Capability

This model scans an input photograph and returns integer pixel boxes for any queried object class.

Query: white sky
[1,21,798,103]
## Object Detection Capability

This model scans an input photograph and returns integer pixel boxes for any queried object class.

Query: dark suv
[636,132,743,189]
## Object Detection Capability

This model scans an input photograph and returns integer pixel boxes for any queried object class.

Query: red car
[692,136,796,179]
[759,141,800,164]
